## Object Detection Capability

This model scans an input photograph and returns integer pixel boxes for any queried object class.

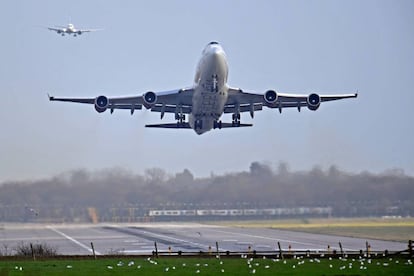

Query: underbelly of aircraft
[190,88,227,134]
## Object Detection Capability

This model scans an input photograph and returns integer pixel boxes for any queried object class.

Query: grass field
[0,256,413,276]
[211,217,414,242]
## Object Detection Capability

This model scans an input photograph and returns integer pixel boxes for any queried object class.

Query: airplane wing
[78,28,103,33]
[48,88,194,117]
[47,27,64,33]
[226,87,357,115]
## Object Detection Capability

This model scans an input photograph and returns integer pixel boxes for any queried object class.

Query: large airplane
[47,23,102,36]
[49,41,357,135]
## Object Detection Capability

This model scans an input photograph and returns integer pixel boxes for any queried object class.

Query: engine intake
[307,93,321,111]
[94,95,109,113]
[143,91,157,109]
[264,90,278,105]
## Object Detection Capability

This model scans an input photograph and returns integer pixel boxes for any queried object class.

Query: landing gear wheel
[232,113,240,120]
[175,113,185,126]
[214,120,222,129]
[232,113,241,127]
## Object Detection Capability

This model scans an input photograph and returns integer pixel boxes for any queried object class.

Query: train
[148,207,332,217]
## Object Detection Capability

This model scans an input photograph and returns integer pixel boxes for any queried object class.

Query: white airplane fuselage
[58,24,79,35]
[66,27,76,33]
[189,43,229,134]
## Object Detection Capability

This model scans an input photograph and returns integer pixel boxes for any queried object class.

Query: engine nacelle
[264,90,278,105]
[94,95,109,113]
[77,31,82,35]
[143,91,157,109]
[307,93,321,111]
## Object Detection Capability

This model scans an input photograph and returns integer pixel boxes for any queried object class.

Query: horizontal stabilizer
[145,122,253,129]
[145,123,192,129]
[220,122,253,128]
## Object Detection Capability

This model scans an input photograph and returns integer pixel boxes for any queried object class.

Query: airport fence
[1,240,412,260]
[49,240,414,259]
[2,248,411,261]
[147,240,414,259]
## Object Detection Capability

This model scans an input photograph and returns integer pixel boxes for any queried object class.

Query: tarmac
[0,222,407,255]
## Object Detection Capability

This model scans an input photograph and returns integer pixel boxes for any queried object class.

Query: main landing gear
[175,113,185,127]
[232,113,241,127]
[213,120,222,129]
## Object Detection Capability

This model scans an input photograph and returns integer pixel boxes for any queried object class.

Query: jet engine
[264,90,278,105]
[77,31,82,35]
[143,91,157,109]
[307,93,321,111]
[94,95,109,113]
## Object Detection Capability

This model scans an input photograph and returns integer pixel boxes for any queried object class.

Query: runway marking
[123,239,139,243]
[47,226,102,255]
[132,242,150,246]
[236,242,253,245]
[256,245,272,248]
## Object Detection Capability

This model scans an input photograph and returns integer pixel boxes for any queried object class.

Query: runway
[0,223,406,255]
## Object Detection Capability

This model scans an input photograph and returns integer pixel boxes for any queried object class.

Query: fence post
[91,242,97,259]
[278,241,284,260]
[338,242,344,257]
[216,241,220,258]
[154,241,158,258]
[366,241,371,256]
[409,240,413,257]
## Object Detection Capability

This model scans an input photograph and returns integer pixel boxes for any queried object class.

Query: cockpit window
[202,41,222,55]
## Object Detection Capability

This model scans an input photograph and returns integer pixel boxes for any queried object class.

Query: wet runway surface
[0,223,406,255]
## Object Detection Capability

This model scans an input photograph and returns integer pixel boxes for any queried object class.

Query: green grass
[0,256,413,275]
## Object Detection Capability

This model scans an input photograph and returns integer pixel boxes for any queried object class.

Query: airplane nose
[211,50,220,60]
[209,47,225,61]
[211,46,223,55]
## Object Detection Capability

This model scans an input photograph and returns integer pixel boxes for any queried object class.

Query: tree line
[0,162,413,221]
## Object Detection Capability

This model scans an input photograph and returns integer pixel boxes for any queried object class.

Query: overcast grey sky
[0,0,413,182]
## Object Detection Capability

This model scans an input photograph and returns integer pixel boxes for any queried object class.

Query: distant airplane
[49,41,357,135]
[25,206,39,216]
[47,23,102,36]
